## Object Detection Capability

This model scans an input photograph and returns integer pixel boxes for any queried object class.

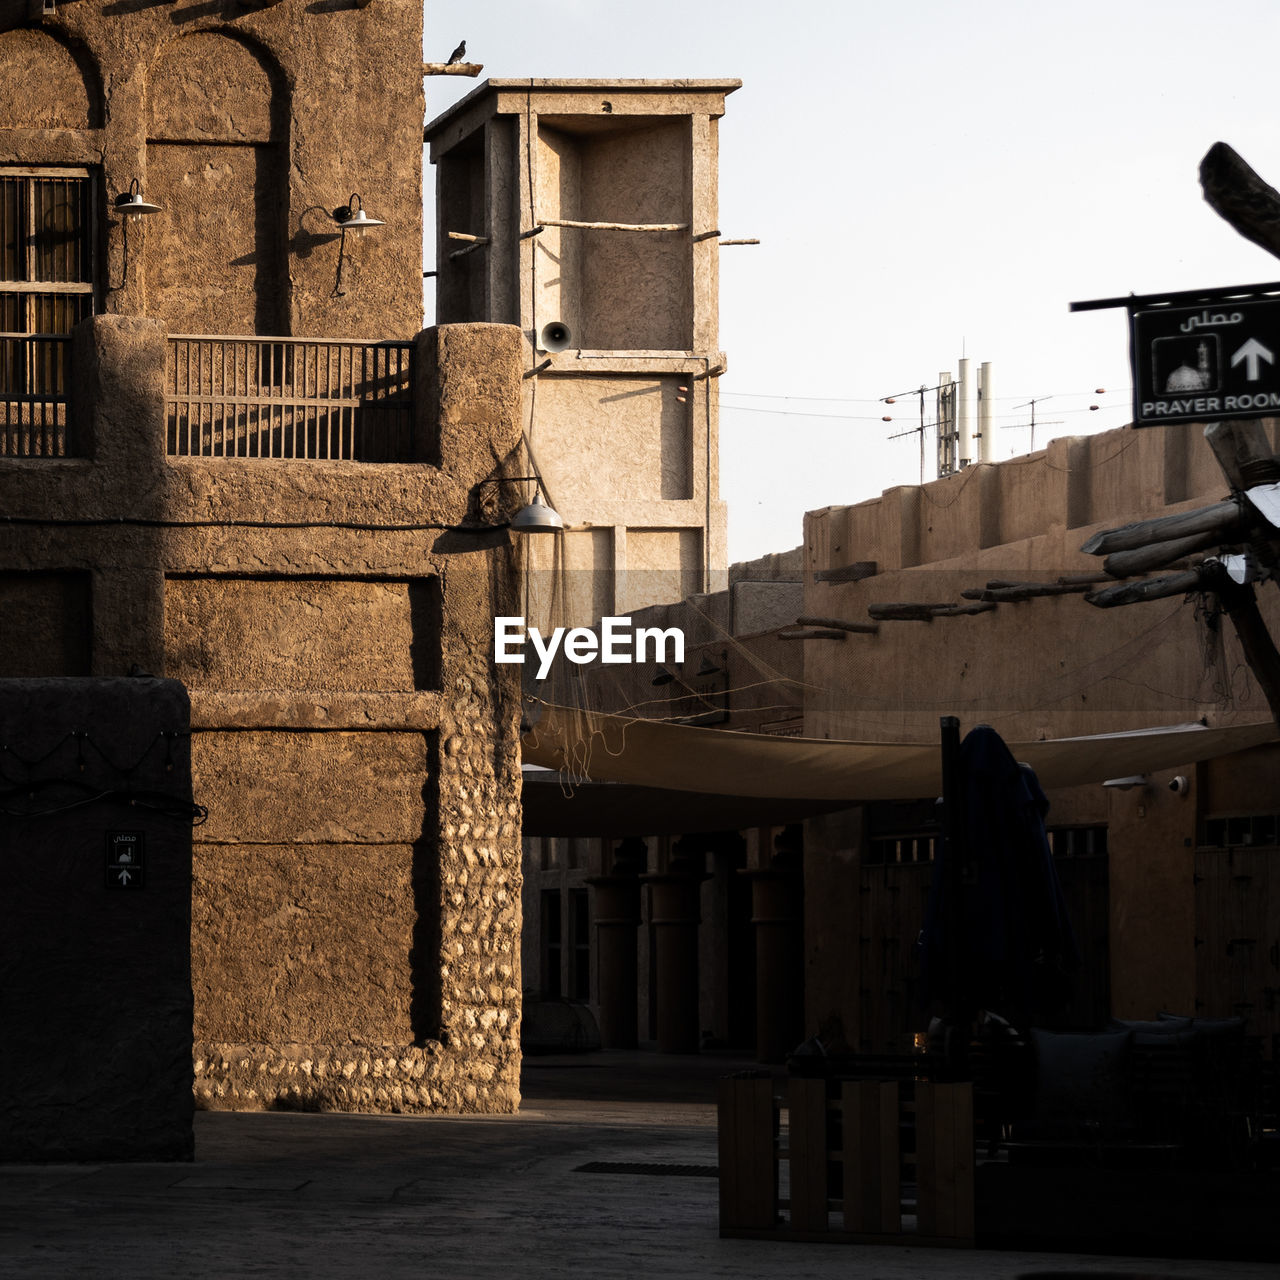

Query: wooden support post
[1210,568,1280,727]
[842,1080,901,1234]
[916,1083,975,1244]
[717,1076,778,1233]
[787,1077,829,1232]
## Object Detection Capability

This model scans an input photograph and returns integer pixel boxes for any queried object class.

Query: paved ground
[0,1051,1275,1279]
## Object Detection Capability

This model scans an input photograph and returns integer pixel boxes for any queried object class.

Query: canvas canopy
[520,701,1278,803]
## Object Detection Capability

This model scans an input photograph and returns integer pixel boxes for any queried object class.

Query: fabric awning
[520,771,852,837]
[519,701,1278,803]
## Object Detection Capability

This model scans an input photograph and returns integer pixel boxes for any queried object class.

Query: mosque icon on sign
[1152,335,1221,394]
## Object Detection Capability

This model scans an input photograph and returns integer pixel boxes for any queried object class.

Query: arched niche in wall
[144,30,288,336]
[0,27,103,130]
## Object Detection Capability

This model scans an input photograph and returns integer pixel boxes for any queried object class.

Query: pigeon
[447,40,466,65]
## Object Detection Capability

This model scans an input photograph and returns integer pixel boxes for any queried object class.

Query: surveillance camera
[1168,775,1190,795]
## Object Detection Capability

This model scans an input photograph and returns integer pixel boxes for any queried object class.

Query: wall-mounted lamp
[113,179,162,221]
[477,474,563,533]
[332,193,385,296]
[1102,775,1149,791]
[509,489,563,533]
[108,179,161,293]
[333,193,385,234]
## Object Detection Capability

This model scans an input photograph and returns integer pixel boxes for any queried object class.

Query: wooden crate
[718,1075,974,1247]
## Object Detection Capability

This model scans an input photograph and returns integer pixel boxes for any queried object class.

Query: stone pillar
[587,872,641,1049]
[642,866,708,1053]
[743,865,804,1064]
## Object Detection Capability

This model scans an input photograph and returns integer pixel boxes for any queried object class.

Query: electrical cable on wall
[0,730,207,824]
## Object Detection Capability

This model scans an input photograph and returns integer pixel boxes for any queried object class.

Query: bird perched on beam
[447,39,466,65]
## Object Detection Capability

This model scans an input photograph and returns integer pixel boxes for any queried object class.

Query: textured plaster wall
[0,571,91,675]
[801,418,1280,1042]
[0,0,424,338]
[427,82,737,623]
[0,317,527,1114]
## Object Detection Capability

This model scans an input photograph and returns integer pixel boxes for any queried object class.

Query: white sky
[422,0,1280,563]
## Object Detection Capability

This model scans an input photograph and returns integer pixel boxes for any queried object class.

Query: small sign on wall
[106,831,145,890]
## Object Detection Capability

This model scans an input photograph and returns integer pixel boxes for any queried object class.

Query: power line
[720,385,1133,404]
[720,400,1130,424]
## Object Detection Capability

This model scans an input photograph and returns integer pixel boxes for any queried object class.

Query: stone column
[587,872,641,1049]
[642,865,708,1053]
[743,865,804,1064]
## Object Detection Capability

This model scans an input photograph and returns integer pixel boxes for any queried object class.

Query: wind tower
[425,79,738,625]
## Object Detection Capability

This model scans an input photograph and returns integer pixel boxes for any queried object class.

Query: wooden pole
[536,217,690,233]
[1211,569,1280,726]
[778,627,846,641]
[423,62,484,77]
[1200,141,1280,261]
[795,614,880,635]
[1085,569,1203,607]
[1079,499,1243,555]
[1101,530,1225,578]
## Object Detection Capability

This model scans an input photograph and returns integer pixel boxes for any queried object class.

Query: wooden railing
[718,1075,974,1247]
[0,333,73,457]
[166,336,415,461]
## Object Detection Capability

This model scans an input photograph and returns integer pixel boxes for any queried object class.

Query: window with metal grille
[569,887,590,1001]
[0,168,94,397]
[541,889,563,1000]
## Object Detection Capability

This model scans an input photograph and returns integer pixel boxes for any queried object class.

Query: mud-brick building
[426,79,739,626]
[802,420,1280,1055]
[521,420,1280,1070]
[1,3,527,1111]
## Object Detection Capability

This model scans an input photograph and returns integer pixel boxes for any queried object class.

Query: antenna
[1007,395,1063,453]
[881,378,955,483]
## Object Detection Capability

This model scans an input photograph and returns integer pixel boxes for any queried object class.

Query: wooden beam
[866,602,994,620]
[960,581,1096,601]
[778,627,846,641]
[537,217,689,233]
[423,62,485,77]
[1085,570,1204,608]
[1200,142,1280,262]
[795,614,880,635]
[867,603,951,621]
[1102,530,1226,578]
[1079,499,1242,555]
[932,602,997,617]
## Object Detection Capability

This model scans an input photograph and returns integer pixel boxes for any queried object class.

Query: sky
[422,0,1280,563]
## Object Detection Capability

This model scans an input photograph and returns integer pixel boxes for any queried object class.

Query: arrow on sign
[1232,337,1275,381]
[117,868,131,885]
